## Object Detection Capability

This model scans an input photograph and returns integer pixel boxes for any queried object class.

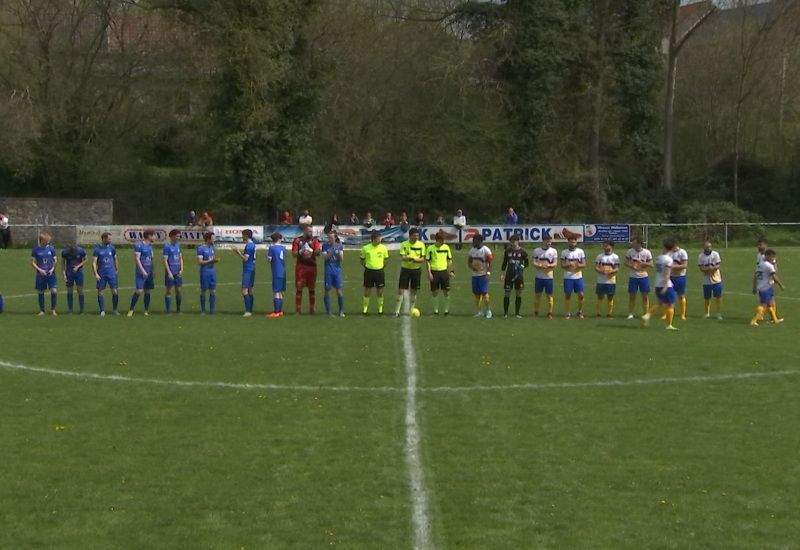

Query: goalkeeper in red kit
[292,224,322,314]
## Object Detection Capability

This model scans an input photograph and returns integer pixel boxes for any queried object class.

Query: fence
[638,223,800,249]
[4,222,799,249]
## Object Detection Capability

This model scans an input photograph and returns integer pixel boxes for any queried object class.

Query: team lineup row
[5,229,785,326]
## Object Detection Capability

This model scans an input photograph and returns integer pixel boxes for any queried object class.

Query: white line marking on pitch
[1,359,799,395]
[401,317,432,550]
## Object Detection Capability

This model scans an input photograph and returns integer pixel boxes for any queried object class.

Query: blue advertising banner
[583,224,630,244]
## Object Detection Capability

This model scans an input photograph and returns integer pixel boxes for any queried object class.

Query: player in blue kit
[128,229,156,316]
[233,229,256,316]
[266,232,286,317]
[92,232,120,316]
[61,244,87,313]
[31,232,58,315]
[163,229,184,314]
[321,231,345,316]
[197,231,219,314]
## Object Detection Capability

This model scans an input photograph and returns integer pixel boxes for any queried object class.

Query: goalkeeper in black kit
[500,234,529,317]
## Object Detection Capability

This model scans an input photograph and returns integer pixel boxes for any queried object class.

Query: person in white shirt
[669,240,689,320]
[0,212,9,249]
[753,238,773,321]
[624,237,653,319]
[560,236,586,319]
[532,235,558,318]
[453,209,466,250]
[697,240,723,320]
[642,239,679,330]
[594,240,620,318]
[751,249,785,326]
[298,209,313,226]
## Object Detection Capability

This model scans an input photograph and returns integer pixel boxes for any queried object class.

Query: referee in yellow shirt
[394,228,425,316]
[425,231,454,315]
[360,231,389,314]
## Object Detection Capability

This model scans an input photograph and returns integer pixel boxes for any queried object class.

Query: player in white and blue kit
[128,229,156,316]
[468,234,493,318]
[594,240,620,318]
[642,238,678,330]
[163,229,184,314]
[92,232,120,316]
[266,232,287,317]
[751,249,785,326]
[233,229,256,316]
[624,237,653,319]
[31,232,58,315]
[61,244,87,313]
[321,231,345,316]
[560,236,586,319]
[669,240,689,320]
[197,231,218,314]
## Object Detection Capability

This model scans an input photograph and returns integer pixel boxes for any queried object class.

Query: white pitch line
[401,317,432,550]
[1,359,799,395]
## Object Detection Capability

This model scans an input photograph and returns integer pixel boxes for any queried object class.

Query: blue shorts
[66,270,84,287]
[628,277,650,294]
[596,283,616,296]
[273,276,287,293]
[35,273,57,291]
[670,275,687,295]
[472,276,489,295]
[200,271,216,291]
[324,271,342,291]
[165,275,183,288]
[242,269,255,289]
[96,274,118,291]
[564,279,585,294]
[759,288,774,305]
[136,273,155,291]
[534,278,554,295]
[656,286,677,304]
[703,282,722,299]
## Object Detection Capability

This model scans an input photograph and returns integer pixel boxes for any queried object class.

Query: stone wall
[0,197,113,225]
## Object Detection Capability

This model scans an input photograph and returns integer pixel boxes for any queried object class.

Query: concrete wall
[0,198,113,225]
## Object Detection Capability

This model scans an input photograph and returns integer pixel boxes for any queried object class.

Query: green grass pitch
[1,243,799,549]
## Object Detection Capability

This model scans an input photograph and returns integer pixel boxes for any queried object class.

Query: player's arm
[49,252,57,275]
[448,256,454,277]
[61,254,68,280]
[560,254,572,270]
[134,251,147,277]
[197,251,206,266]
[113,254,119,274]
[659,266,672,294]
[594,261,604,275]
[501,253,509,274]
[624,254,636,270]
[484,254,492,280]
[31,256,44,275]
[92,255,100,280]
[608,262,619,276]
[178,252,184,276]
[232,246,245,260]
[773,273,785,290]
[76,254,87,272]
[291,239,299,259]
[337,244,344,261]
[163,250,173,279]
[574,255,585,273]
[641,256,654,270]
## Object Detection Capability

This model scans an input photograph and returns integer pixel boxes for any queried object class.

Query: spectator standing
[416,211,425,226]
[349,212,360,224]
[363,212,375,228]
[434,213,445,225]
[383,212,395,228]
[453,209,466,250]
[323,213,340,235]
[279,211,293,225]
[186,210,198,226]
[198,212,214,227]
[0,212,10,249]
[504,207,518,225]
[398,212,410,232]
[298,209,313,226]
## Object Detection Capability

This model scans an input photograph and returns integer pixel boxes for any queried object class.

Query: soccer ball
[410,308,421,318]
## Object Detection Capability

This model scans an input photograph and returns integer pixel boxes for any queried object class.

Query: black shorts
[503,275,525,291]
[399,268,422,290]
[363,268,385,288]
[430,270,450,291]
